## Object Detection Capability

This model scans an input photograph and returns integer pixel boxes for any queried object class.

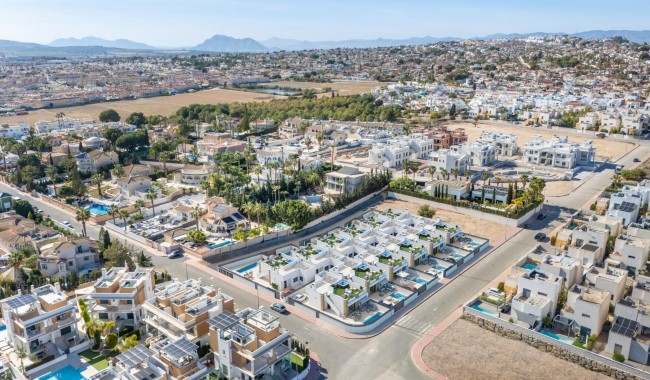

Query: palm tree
[253,165,262,184]
[495,176,502,188]
[108,204,120,224]
[481,171,489,185]
[91,173,104,197]
[0,152,5,173]
[315,131,325,149]
[520,174,529,190]
[145,187,158,216]
[45,165,58,197]
[76,207,91,237]
[112,164,125,179]
[303,136,313,151]
[440,168,448,181]
[55,112,66,128]
[272,185,280,203]
[16,347,26,373]
[7,251,23,290]
[464,170,471,181]
[191,206,203,231]
[119,210,130,231]
[159,151,172,178]
[428,166,437,180]
[452,168,460,180]
[136,251,153,267]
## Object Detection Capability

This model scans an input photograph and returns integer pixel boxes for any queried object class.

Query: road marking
[394,315,433,335]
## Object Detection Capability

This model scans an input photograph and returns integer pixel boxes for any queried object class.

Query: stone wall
[461,311,646,380]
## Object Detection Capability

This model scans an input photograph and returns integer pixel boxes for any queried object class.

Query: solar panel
[6,294,37,309]
[116,344,152,368]
[619,202,637,213]
[209,310,239,331]
[611,317,638,338]
[162,338,197,359]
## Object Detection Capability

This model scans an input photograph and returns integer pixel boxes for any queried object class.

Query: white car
[167,249,183,259]
[62,221,72,226]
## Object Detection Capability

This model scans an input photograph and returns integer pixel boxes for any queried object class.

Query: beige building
[75,149,119,174]
[38,236,102,278]
[324,166,366,196]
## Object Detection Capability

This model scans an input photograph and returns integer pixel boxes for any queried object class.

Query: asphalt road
[1,142,647,380]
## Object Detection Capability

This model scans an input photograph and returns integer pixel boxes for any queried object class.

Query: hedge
[24,355,55,371]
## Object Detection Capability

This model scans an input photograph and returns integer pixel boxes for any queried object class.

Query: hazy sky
[1,0,648,46]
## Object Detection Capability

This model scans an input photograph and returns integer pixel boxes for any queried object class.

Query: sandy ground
[543,180,577,197]
[422,319,611,380]
[263,80,385,96]
[0,88,285,124]
[452,121,634,161]
[374,199,516,239]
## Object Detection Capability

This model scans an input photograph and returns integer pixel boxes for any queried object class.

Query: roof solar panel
[209,310,239,330]
[6,294,37,309]
[611,317,638,338]
[162,337,196,359]
[116,344,152,368]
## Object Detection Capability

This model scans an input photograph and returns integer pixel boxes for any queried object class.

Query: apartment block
[1,284,81,357]
[477,131,519,156]
[523,135,595,169]
[142,279,235,346]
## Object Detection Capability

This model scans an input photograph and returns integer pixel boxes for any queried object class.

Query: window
[100,300,109,305]
[581,313,590,318]
[538,292,548,297]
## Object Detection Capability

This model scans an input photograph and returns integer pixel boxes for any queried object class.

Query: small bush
[586,334,597,350]
[497,282,505,292]
[613,353,625,362]
[550,235,557,246]
[573,340,586,349]
[105,333,118,349]
[417,204,436,218]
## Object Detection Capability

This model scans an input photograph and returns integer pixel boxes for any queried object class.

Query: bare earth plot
[0,88,285,124]
[422,319,610,380]
[452,121,634,161]
[374,199,517,239]
[262,80,386,96]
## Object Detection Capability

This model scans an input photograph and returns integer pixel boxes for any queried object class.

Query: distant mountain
[49,36,156,50]
[570,30,650,43]
[192,34,268,52]
[473,32,562,40]
[0,39,46,49]
[261,36,458,51]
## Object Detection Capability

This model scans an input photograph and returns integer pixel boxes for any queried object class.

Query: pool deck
[30,354,98,380]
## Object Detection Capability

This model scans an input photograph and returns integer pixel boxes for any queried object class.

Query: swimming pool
[237,262,258,273]
[468,241,481,247]
[364,312,382,325]
[86,203,109,216]
[209,240,236,249]
[522,263,537,270]
[0,325,5,332]
[450,253,465,260]
[391,292,407,301]
[413,278,427,284]
[470,304,498,317]
[540,329,573,344]
[432,265,447,272]
[38,365,86,380]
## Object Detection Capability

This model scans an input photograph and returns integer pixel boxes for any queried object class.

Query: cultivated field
[0,88,285,125]
[374,199,517,239]
[422,319,610,380]
[452,120,634,161]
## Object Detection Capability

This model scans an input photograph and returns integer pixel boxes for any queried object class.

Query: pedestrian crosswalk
[394,315,433,335]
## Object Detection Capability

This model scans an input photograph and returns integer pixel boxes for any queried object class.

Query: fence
[387,190,543,227]
[463,306,650,379]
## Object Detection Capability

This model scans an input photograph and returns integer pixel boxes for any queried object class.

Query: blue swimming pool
[38,365,86,380]
[364,312,382,325]
[470,304,498,317]
[413,278,427,284]
[522,263,538,270]
[540,329,573,344]
[468,241,481,247]
[209,240,236,249]
[86,203,109,216]
[391,292,407,301]
[0,325,6,332]
[237,262,258,273]
[450,253,464,260]
[433,265,447,272]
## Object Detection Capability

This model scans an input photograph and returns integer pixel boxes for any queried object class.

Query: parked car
[36,208,43,213]
[537,213,546,220]
[534,233,546,241]
[270,303,287,314]
[167,249,183,259]
[634,158,641,162]
[62,221,72,227]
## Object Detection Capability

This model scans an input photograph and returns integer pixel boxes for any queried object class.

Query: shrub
[586,334,597,350]
[550,235,557,246]
[613,353,625,362]
[497,282,505,292]
[105,333,118,349]
[24,355,55,371]
[573,340,586,349]
[508,317,514,323]
[417,204,436,218]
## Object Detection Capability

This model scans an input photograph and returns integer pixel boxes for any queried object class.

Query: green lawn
[79,349,119,370]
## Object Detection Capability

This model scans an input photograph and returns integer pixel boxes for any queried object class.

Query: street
[0,142,647,380]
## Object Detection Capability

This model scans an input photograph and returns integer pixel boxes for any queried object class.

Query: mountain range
[1,29,650,55]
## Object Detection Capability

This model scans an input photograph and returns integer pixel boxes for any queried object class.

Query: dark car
[270,303,287,314]
[534,233,546,241]
[537,213,546,220]
[167,249,183,259]
[634,158,641,163]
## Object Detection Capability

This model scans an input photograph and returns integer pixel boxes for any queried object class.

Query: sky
[1,0,649,46]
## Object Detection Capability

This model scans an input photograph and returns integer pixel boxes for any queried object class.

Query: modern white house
[368,134,435,168]
[537,254,582,289]
[523,135,595,169]
[510,269,563,327]
[584,261,628,304]
[477,131,519,156]
[38,236,102,278]
[607,287,650,365]
[461,141,497,167]
[567,224,609,267]
[427,147,470,174]
[611,234,650,271]
[0,284,82,357]
[608,192,642,226]
[560,284,610,338]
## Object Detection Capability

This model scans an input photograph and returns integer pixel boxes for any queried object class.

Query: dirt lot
[451,120,634,161]
[422,319,610,380]
[0,88,285,125]
[263,80,385,96]
[374,199,517,239]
